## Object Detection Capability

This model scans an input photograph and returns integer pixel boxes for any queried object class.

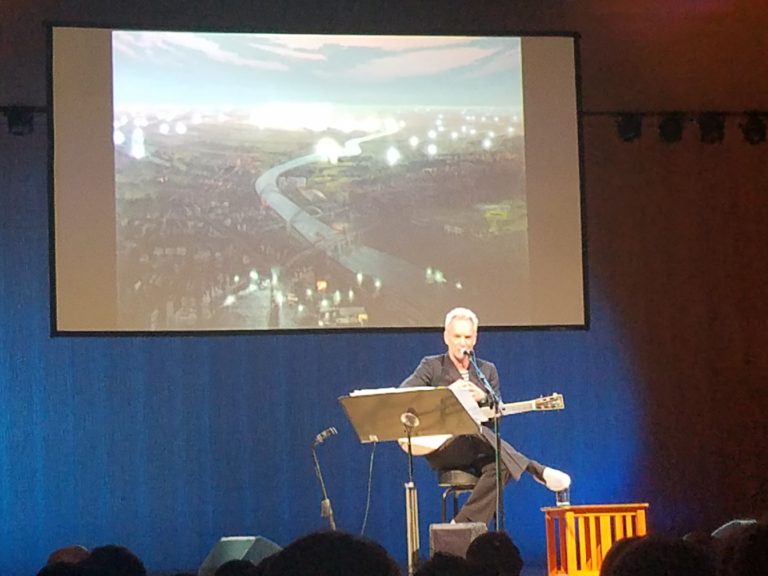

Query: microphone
[462,348,474,357]
[400,411,420,429]
[313,426,338,447]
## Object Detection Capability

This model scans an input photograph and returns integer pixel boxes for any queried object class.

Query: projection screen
[50,27,585,332]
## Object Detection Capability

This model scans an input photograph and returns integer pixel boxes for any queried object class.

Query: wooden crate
[541,503,649,576]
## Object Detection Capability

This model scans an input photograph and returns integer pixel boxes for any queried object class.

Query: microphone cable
[359,441,377,536]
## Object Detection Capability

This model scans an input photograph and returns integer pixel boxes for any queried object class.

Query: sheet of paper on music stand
[349,387,406,395]
[339,387,481,444]
[349,385,485,423]
[447,382,488,423]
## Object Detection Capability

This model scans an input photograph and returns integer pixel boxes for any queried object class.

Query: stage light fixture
[740,112,766,145]
[696,112,725,144]
[3,106,35,135]
[658,112,686,143]
[616,113,642,142]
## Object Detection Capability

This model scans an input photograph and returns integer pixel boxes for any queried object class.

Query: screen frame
[46,22,589,337]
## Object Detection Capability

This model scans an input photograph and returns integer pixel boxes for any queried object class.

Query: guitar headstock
[533,393,565,411]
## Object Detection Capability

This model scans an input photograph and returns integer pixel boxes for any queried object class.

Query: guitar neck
[500,399,543,415]
[478,399,544,420]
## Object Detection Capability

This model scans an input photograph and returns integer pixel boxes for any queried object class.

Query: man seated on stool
[399,306,571,525]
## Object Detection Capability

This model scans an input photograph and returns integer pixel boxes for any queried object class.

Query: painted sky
[112,32,523,110]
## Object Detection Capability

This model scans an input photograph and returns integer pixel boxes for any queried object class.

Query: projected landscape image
[112,32,529,330]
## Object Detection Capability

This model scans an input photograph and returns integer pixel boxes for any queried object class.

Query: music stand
[339,387,481,575]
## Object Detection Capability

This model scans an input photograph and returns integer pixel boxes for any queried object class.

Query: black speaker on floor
[198,536,282,576]
[429,522,487,558]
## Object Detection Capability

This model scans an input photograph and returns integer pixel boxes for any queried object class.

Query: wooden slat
[588,513,598,572]
[636,509,647,535]
[599,515,613,560]
[614,514,625,540]
[545,513,558,576]
[559,514,568,575]
[577,515,588,571]
[565,511,578,576]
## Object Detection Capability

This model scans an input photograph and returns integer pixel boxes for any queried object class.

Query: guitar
[397,393,565,456]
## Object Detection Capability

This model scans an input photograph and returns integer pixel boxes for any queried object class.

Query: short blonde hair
[444,307,479,330]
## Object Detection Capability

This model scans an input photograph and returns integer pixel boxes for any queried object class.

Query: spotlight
[658,112,686,143]
[697,112,725,144]
[740,112,766,145]
[616,113,642,142]
[3,106,35,135]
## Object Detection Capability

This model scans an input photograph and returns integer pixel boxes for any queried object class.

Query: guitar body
[397,434,454,456]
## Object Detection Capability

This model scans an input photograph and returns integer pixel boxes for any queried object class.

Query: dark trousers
[426,429,541,524]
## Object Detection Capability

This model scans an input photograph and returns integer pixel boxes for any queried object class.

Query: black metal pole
[468,352,505,531]
[312,446,337,530]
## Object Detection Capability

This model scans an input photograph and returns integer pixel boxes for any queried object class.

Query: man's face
[444,317,477,362]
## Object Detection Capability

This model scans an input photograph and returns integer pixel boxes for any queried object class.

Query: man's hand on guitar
[451,379,486,403]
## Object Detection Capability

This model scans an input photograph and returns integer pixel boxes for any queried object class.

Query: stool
[541,503,649,576]
[437,469,479,523]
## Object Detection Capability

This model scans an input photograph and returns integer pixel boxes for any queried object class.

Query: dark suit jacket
[398,353,502,470]
[399,353,500,404]
[398,353,532,483]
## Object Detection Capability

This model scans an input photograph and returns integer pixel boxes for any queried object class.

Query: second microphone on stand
[311,426,338,531]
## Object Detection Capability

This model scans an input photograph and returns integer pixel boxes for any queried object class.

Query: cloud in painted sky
[114,31,288,71]
[248,42,327,62]
[259,34,476,52]
[325,46,500,82]
[462,47,521,79]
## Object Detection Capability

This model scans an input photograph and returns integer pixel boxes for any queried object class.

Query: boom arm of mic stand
[312,446,337,530]
[468,353,501,406]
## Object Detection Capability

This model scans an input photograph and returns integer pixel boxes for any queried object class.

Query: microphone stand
[401,410,421,576]
[311,442,337,531]
[468,351,505,532]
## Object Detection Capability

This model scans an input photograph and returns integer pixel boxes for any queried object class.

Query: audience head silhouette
[79,545,147,576]
[213,559,260,576]
[601,534,715,576]
[46,545,90,566]
[37,563,84,576]
[722,521,768,576]
[413,552,471,576]
[599,536,643,576]
[465,531,523,576]
[262,531,400,576]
